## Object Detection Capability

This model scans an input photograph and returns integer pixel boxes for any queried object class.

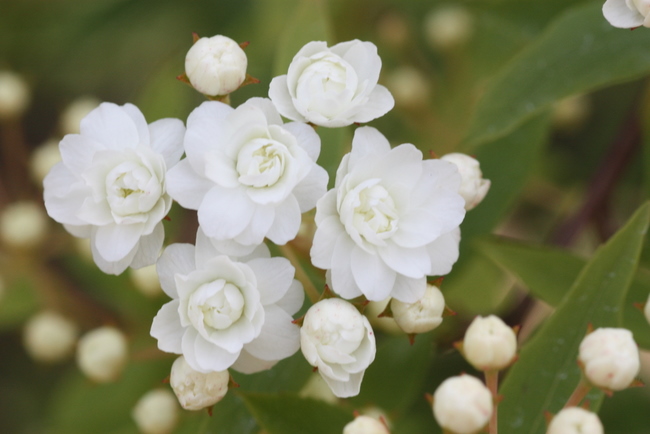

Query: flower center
[188,279,245,331]
[237,138,287,188]
[105,159,162,218]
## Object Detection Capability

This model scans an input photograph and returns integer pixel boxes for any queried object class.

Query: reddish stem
[485,370,499,434]
[564,379,592,408]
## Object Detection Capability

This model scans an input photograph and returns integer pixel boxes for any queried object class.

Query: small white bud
[30,139,62,184]
[59,96,100,135]
[365,298,402,335]
[433,375,492,434]
[343,415,390,434]
[385,66,431,109]
[440,153,491,210]
[185,35,247,96]
[462,315,517,371]
[132,389,179,434]
[0,71,30,119]
[76,326,128,383]
[299,373,338,404]
[546,407,603,434]
[129,264,162,297]
[578,327,640,391]
[1,201,48,247]
[391,283,445,334]
[169,355,229,411]
[23,311,78,363]
[424,6,474,51]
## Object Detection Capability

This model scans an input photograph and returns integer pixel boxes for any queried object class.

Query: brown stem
[485,370,499,434]
[563,379,592,408]
[0,118,34,200]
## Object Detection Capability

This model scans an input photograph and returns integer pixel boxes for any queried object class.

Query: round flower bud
[385,66,430,109]
[440,153,491,210]
[578,327,640,391]
[365,298,402,335]
[76,326,128,383]
[30,139,62,184]
[185,35,247,96]
[169,355,229,411]
[129,264,162,297]
[424,6,474,51]
[0,70,30,119]
[59,96,100,135]
[547,407,603,434]
[23,311,78,363]
[462,315,517,371]
[391,283,445,334]
[1,201,48,248]
[132,389,179,434]
[343,415,390,434]
[433,375,492,434]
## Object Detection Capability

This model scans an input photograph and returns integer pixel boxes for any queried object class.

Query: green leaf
[231,351,313,394]
[498,202,650,434]
[176,393,259,434]
[0,276,40,330]
[464,2,650,148]
[240,392,352,434]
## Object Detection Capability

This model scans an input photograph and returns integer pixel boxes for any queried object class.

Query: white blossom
[440,153,490,211]
[150,229,304,374]
[43,102,185,275]
[166,97,328,256]
[578,327,640,391]
[547,407,604,434]
[0,70,30,119]
[170,355,229,410]
[269,40,394,127]
[391,283,445,334]
[343,415,390,434]
[76,326,128,383]
[132,389,179,434]
[433,375,492,434]
[185,35,247,96]
[300,298,376,398]
[23,311,78,363]
[311,127,465,302]
[603,0,650,28]
[462,315,517,371]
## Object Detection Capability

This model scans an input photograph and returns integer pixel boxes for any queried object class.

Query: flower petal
[121,103,150,145]
[166,159,215,210]
[391,274,427,303]
[292,164,329,212]
[426,228,461,276]
[150,300,184,354]
[79,102,140,150]
[276,280,305,315]
[231,348,279,374]
[90,235,138,275]
[93,222,145,262]
[347,127,391,171]
[185,101,234,172]
[269,75,306,122]
[378,243,430,278]
[130,222,164,269]
[156,243,196,299]
[265,195,301,245]
[350,246,396,301]
[148,118,185,168]
[282,122,321,162]
[321,370,365,398]
[246,257,295,306]
[330,236,363,299]
[603,0,644,28]
[198,186,255,239]
[347,85,394,124]
[243,305,300,361]
[188,329,240,373]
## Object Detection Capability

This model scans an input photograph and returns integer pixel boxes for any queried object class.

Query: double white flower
[166,97,328,256]
[311,127,465,302]
[603,0,650,28]
[43,102,184,274]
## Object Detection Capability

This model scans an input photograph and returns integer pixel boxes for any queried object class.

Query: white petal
[282,122,321,161]
[378,243,430,278]
[43,163,89,226]
[246,257,295,306]
[64,224,91,238]
[93,223,145,262]
[79,102,140,150]
[148,118,185,168]
[58,134,104,174]
[187,330,240,373]
[243,305,300,361]
[130,222,164,269]
[292,164,329,212]
[90,236,138,275]
[350,247,396,301]
[150,300,184,354]
[266,195,301,245]
[157,243,196,299]
[198,186,255,239]
[321,370,365,398]
[330,237,363,299]
[185,101,233,172]
[243,97,283,125]
[276,280,305,315]
[166,160,215,210]
[347,85,394,124]
[350,143,422,192]
[348,127,391,170]
[603,0,644,28]
[121,103,150,145]
[391,275,427,303]
[336,40,381,89]
[269,75,306,122]
[231,204,274,247]
[426,228,461,276]
[231,348,279,374]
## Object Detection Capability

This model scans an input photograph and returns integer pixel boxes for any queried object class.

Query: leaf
[0,276,40,330]
[464,2,650,148]
[498,202,650,434]
[240,392,352,434]
[231,351,313,394]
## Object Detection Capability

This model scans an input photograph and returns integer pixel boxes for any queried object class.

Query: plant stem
[563,379,592,408]
[278,243,320,304]
[485,370,499,434]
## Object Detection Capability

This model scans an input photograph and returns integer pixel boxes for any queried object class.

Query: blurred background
[1,0,650,432]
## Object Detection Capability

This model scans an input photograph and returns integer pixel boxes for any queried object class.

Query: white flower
[185,35,248,96]
[547,407,604,434]
[343,415,390,434]
[30,139,62,183]
[23,311,78,363]
[170,355,230,410]
[391,283,445,334]
[0,70,30,119]
[1,201,48,247]
[440,153,490,211]
[132,389,179,434]
[166,97,328,256]
[150,229,304,374]
[43,102,185,275]
[269,40,394,127]
[462,315,517,371]
[603,0,650,28]
[578,327,640,391]
[432,375,492,434]
[311,127,465,302]
[76,326,129,383]
[300,298,376,398]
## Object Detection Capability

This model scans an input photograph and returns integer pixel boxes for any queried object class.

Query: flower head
[132,389,179,434]
[440,153,490,210]
[170,355,230,410]
[76,326,129,383]
[432,375,493,434]
[269,40,394,127]
[547,407,603,434]
[43,102,185,274]
[0,70,30,119]
[300,298,376,398]
[462,315,517,371]
[311,127,465,302]
[603,0,650,28]
[23,311,78,363]
[391,282,446,334]
[185,35,248,96]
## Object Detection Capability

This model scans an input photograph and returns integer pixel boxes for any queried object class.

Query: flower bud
[547,407,603,434]
[185,35,247,96]
[0,70,30,119]
[391,283,445,334]
[76,326,128,383]
[462,315,517,371]
[343,415,390,434]
[129,264,162,297]
[433,374,492,434]
[1,201,48,247]
[578,327,640,391]
[23,311,78,363]
[440,153,490,210]
[132,389,179,434]
[30,139,62,184]
[365,298,402,335]
[299,373,338,404]
[424,6,474,51]
[169,355,229,411]
[385,66,431,109]
[59,96,100,135]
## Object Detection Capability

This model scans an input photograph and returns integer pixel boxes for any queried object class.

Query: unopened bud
[185,35,247,96]
[366,298,402,335]
[30,139,62,184]
[391,283,445,334]
[76,326,128,383]
[424,6,474,51]
[60,96,100,135]
[170,355,229,411]
[130,264,162,297]
[299,373,338,404]
[343,415,390,434]
[0,71,30,119]
[547,407,603,434]
[462,315,517,371]
[578,327,640,391]
[23,311,78,363]
[433,374,492,434]
[132,389,179,434]
[440,153,490,210]
[386,66,430,109]
[1,202,48,247]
